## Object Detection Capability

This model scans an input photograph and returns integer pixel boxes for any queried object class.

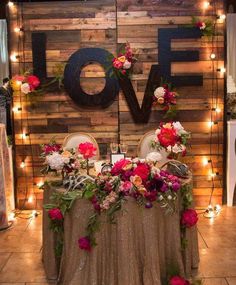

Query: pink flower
[78,142,97,159]
[78,236,91,251]
[111,159,131,176]
[195,21,206,30]
[12,75,25,82]
[169,275,190,285]
[119,181,132,193]
[157,127,177,148]
[181,209,198,228]
[113,58,123,69]
[27,75,40,90]
[48,208,63,221]
[133,163,150,182]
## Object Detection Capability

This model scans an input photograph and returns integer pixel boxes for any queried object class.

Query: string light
[14,27,23,33]
[28,196,34,203]
[210,53,216,59]
[203,1,211,9]
[202,157,211,166]
[12,107,22,113]
[21,133,29,139]
[8,212,16,221]
[8,1,14,7]
[217,14,226,20]
[20,161,25,168]
[208,121,218,127]
[212,107,221,113]
[217,67,226,73]
[10,53,20,62]
[36,181,44,188]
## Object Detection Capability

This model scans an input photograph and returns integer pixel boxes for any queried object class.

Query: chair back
[62,132,100,160]
[137,130,168,162]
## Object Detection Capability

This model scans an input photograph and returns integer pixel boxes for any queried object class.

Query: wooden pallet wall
[8,0,225,208]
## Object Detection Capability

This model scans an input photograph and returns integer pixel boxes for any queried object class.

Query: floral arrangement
[11,74,40,94]
[153,82,179,118]
[41,141,97,178]
[112,42,137,78]
[191,17,214,37]
[168,275,201,285]
[152,122,191,160]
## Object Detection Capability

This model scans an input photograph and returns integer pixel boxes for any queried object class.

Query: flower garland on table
[153,82,179,119]
[112,42,137,78]
[151,122,191,160]
[190,17,214,37]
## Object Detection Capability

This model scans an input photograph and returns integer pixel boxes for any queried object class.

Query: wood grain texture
[8,0,225,208]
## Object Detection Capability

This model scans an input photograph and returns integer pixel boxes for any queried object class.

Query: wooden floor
[0,207,236,285]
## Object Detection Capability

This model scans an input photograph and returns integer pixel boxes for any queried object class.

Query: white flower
[45,152,68,170]
[172,144,182,154]
[154,87,165,98]
[21,83,30,94]
[146,152,162,162]
[155,128,161,136]
[173,121,188,135]
[200,22,206,30]
[159,195,164,201]
[167,195,173,200]
[151,166,160,176]
[123,60,132,69]
[167,145,172,152]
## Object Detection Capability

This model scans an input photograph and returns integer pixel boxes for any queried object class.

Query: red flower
[78,142,97,159]
[48,208,63,221]
[27,75,40,90]
[181,209,198,228]
[12,75,25,82]
[195,21,205,29]
[169,276,190,285]
[111,159,130,176]
[133,163,150,182]
[158,127,177,147]
[113,58,123,69]
[78,236,91,251]
[43,144,61,154]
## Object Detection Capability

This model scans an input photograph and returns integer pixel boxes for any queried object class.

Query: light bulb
[202,157,209,166]
[215,108,221,113]
[14,27,20,33]
[13,106,22,113]
[10,53,19,62]
[210,53,216,59]
[28,196,33,203]
[218,14,226,20]
[203,1,210,9]
[21,133,29,139]
[20,161,25,168]
[214,204,222,213]
[32,210,37,217]
[37,181,44,188]
[8,1,14,7]
[210,172,216,178]
[8,212,15,221]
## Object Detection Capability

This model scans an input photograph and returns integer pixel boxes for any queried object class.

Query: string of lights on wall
[8,0,40,219]
[7,0,225,219]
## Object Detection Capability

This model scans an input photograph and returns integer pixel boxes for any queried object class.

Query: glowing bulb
[219,67,226,73]
[210,172,216,178]
[215,108,221,113]
[210,53,216,59]
[10,53,19,62]
[14,27,20,33]
[208,121,214,127]
[20,161,25,168]
[8,1,14,7]
[202,157,209,166]
[32,210,37,217]
[214,204,222,213]
[203,1,210,9]
[218,14,226,20]
[13,106,22,113]
[28,196,33,203]
[37,181,44,188]
[21,133,29,139]
[8,212,15,221]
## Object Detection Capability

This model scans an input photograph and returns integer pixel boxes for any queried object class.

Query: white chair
[137,130,168,163]
[62,132,100,160]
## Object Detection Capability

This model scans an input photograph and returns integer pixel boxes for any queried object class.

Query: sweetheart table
[42,177,199,285]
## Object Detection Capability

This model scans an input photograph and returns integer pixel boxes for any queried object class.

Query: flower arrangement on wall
[11,73,40,94]
[190,17,214,37]
[153,82,179,118]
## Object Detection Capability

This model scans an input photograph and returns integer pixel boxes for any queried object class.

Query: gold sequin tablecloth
[43,182,199,285]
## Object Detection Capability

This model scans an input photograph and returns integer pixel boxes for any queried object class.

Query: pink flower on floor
[169,275,190,285]
[181,209,198,228]
[78,236,91,251]
[48,208,63,221]
[78,142,97,159]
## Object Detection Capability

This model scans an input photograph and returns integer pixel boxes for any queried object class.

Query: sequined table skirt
[43,184,199,285]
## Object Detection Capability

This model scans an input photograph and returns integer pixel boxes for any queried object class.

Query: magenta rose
[112,58,123,69]
[27,75,40,90]
[169,275,189,285]
[181,209,198,228]
[78,142,97,159]
[48,208,63,221]
[78,236,91,251]
[111,159,130,176]
[133,163,150,182]
[42,143,61,154]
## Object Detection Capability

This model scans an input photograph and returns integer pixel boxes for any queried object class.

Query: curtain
[227,14,236,91]
[0,20,9,84]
